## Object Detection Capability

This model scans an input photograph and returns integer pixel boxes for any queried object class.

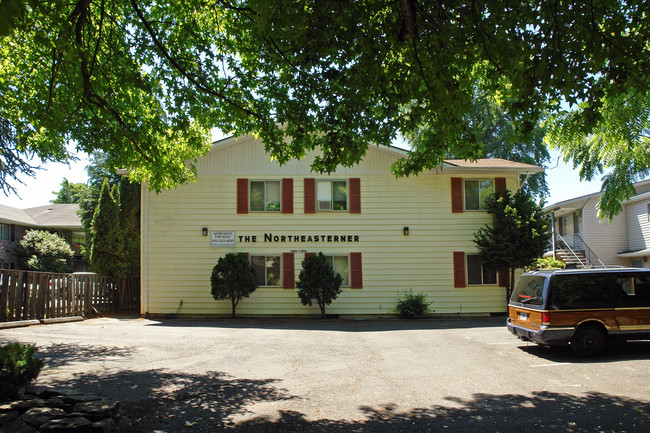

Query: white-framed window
[251,255,281,286]
[317,180,347,211]
[466,254,497,285]
[250,181,281,212]
[0,224,10,241]
[464,180,494,211]
[324,254,350,286]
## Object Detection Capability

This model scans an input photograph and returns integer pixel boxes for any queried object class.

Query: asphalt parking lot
[2,315,650,432]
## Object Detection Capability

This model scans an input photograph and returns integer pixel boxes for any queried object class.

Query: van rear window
[510,275,546,306]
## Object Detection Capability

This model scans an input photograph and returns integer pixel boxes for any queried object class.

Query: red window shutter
[237,179,248,214]
[282,178,294,214]
[304,253,316,259]
[498,270,507,287]
[451,177,463,213]
[350,252,362,289]
[349,178,361,213]
[304,178,315,214]
[495,177,506,197]
[283,253,295,289]
[453,252,466,288]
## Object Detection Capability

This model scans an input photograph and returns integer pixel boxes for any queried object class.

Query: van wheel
[571,324,606,357]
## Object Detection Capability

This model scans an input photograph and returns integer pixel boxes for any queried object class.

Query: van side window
[616,275,650,308]
[550,275,613,310]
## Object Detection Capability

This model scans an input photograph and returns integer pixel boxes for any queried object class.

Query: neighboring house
[140,135,543,317]
[0,203,88,272]
[544,179,650,268]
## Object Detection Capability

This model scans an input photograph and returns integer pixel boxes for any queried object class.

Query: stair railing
[555,233,588,268]
[555,233,606,268]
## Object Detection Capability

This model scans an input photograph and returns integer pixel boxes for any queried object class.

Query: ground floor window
[466,254,497,285]
[324,255,349,286]
[251,255,281,286]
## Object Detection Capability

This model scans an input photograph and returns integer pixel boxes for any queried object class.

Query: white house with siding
[545,179,650,268]
[140,135,543,317]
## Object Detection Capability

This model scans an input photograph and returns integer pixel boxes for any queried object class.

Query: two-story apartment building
[140,136,543,317]
[545,179,650,268]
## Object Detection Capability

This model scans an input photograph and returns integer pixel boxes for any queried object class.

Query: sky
[0,147,606,210]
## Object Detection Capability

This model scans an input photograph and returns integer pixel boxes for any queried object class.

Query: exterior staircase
[555,248,590,268]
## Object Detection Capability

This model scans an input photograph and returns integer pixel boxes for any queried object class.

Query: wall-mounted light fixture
[202,227,208,236]
[403,226,409,236]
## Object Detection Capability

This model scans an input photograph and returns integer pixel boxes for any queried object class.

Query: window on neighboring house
[1,262,13,270]
[250,181,281,212]
[323,255,350,286]
[466,254,497,285]
[464,180,494,211]
[0,224,10,241]
[317,180,347,211]
[251,255,281,286]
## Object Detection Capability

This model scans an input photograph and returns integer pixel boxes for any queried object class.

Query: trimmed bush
[525,256,567,271]
[296,253,343,318]
[211,253,257,317]
[0,343,45,401]
[395,290,432,319]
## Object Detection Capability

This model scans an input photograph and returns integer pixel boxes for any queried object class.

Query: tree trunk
[231,299,236,318]
[319,303,326,319]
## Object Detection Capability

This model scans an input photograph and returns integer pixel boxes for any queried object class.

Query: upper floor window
[464,180,494,211]
[0,224,10,241]
[250,181,281,212]
[251,255,281,287]
[317,180,347,211]
[466,254,497,285]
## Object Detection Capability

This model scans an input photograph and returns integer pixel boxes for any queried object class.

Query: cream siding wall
[143,138,522,317]
[625,199,650,252]
[581,196,627,266]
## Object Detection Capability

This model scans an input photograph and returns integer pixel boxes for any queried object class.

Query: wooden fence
[0,270,140,322]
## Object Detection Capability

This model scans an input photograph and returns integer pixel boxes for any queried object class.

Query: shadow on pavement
[518,340,650,362]
[140,315,507,333]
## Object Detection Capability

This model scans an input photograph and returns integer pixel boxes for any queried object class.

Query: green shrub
[211,253,257,317]
[296,253,343,318]
[525,256,566,272]
[394,290,432,319]
[14,230,74,273]
[0,343,45,401]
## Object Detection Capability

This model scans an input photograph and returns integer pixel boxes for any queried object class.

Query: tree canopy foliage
[1,1,648,211]
[51,178,89,204]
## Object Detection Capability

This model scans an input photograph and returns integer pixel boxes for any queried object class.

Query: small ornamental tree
[296,253,343,318]
[14,230,73,273]
[210,253,257,317]
[474,189,551,302]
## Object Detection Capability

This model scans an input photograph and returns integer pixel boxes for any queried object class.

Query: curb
[0,316,85,329]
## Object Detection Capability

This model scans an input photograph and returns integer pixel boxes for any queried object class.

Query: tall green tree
[90,179,126,278]
[51,178,89,204]
[474,190,551,302]
[296,253,343,318]
[118,179,140,277]
[1,1,648,211]
[436,91,550,199]
[210,253,257,317]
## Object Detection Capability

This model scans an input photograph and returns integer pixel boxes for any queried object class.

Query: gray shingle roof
[0,203,81,228]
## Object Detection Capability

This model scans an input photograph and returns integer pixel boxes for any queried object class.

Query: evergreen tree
[296,253,343,318]
[119,179,141,277]
[474,190,551,302]
[90,179,126,278]
[210,253,257,317]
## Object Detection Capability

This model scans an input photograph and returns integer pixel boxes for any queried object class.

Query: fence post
[0,271,8,322]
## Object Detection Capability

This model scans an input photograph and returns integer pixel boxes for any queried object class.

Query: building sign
[238,233,360,243]
[211,231,236,247]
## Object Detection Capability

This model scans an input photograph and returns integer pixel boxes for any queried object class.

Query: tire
[571,324,606,357]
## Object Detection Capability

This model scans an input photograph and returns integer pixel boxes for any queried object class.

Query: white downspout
[141,181,149,316]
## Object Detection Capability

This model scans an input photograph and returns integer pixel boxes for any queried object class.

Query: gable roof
[544,178,650,213]
[0,204,82,228]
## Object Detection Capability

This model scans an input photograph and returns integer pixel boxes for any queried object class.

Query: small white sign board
[210,231,235,247]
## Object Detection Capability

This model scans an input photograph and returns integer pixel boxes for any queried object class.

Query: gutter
[141,181,149,316]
